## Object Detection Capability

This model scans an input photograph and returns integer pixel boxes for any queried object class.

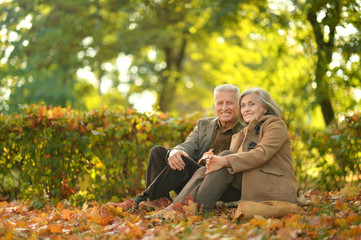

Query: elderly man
[107,84,243,211]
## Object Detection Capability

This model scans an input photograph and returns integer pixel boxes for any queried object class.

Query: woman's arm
[205,155,231,174]
[225,118,289,174]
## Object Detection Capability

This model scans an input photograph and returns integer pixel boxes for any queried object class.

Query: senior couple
[107,84,300,218]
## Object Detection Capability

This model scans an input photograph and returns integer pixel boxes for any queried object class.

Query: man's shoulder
[196,116,218,124]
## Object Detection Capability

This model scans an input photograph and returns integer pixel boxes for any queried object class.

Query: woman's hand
[205,155,230,174]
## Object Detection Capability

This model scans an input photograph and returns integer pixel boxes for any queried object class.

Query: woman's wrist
[221,157,231,167]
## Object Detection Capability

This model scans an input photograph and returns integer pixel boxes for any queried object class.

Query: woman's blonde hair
[238,87,282,125]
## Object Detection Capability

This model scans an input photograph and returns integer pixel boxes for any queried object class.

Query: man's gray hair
[214,84,240,101]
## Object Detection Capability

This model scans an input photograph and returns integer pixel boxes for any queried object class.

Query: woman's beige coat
[224,115,300,204]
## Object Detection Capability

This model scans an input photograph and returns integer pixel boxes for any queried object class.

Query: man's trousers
[142,145,202,200]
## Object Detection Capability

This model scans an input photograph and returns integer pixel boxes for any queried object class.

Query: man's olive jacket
[174,117,243,161]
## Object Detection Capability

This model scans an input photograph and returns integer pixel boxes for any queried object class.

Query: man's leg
[143,156,202,200]
[107,145,169,211]
[146,145,169,187]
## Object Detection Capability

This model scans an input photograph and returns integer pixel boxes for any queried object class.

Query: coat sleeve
[224,118,290,174]
[172,119,203,160]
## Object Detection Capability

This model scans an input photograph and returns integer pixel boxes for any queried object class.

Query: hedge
[0,105,197,206]
[0,105,359,207]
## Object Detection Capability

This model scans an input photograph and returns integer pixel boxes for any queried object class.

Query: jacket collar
[245,115,276,134]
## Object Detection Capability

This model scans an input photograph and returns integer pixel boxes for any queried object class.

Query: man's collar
[217,119,240,133]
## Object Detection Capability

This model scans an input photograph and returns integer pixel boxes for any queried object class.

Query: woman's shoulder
[260,116,289,137]
[260,115,285,125]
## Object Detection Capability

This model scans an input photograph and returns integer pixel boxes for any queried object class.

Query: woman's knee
[207,167,232,180]
[218,150,235,156]
[193,166,207,176]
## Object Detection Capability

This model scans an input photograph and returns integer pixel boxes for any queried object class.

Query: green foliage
[1,105,360,205]
[0,105,197,205]
[291,112,361,191]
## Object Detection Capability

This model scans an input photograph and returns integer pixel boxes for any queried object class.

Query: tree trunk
[158,38,187,112]
[306,1,341,125]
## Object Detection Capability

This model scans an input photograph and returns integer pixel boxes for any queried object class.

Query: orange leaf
[0,201,7,207]
[62,209,71,221]
[56,201,64,211]
[49,224,62,233]
[127,223,144,238]
[48,106,64,120]
[38,105,46,122]
[249,218,267,227]
[183,199,198,216]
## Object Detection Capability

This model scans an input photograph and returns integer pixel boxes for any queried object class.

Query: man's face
[215,90,239,129]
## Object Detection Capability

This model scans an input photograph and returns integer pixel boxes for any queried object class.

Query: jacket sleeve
[172,119,203,160]
[224,118,289,174]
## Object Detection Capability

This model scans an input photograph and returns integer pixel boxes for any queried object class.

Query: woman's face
[240,93,267,124]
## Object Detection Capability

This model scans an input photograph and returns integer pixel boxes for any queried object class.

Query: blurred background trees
[1,0,360,127]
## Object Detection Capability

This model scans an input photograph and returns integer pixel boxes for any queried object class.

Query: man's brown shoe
[106,199,137,212]
[106,195,147,212]
[138,197,172,211]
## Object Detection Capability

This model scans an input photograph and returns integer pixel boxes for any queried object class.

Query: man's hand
[205,155,230,174]
[168,149,189,171]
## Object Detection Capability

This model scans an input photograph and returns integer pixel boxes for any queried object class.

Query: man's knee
[150,145,167,155]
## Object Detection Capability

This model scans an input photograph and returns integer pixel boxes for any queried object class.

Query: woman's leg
[173,150,242,210]
[174,167,235,210]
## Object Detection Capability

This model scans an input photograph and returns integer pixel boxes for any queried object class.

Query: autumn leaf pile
[0,184,360,239]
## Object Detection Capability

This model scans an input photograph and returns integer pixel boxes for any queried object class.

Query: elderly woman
[148,87,300,218]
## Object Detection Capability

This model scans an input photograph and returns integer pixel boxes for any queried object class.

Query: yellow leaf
[163,210,183,221]
[108,205,124,217]
[340,183,359,197]
[249,218,267,227]
[341,202,348,211]
[127,223,143,238]
[4,232,13,240]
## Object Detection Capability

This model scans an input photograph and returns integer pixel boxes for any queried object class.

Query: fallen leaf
[340,183,359,197]
[183,199,197,216]
[49,224,62,234]
[0,201,7,207]
[62,209,71,221]
[162,210,183,221]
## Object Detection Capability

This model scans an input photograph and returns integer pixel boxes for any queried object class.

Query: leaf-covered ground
[1,184,360,240]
